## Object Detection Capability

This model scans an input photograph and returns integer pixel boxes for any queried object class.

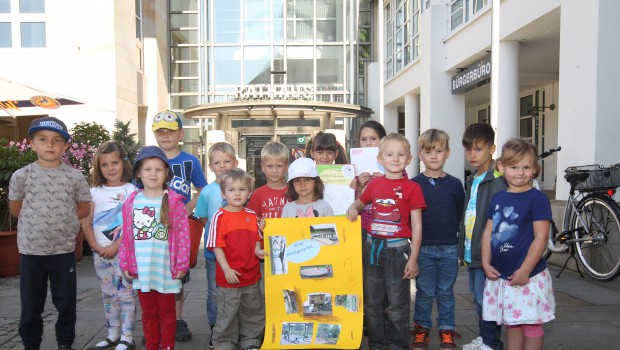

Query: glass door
[245,135,272,188]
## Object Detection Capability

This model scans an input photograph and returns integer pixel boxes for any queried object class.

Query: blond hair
[208,142,236,162]
[379,133,411,156]
[261,141,289,164]
[418,129,450,152]
[91,141,132,187]
[498,138,541,178]
[220,168,255,193]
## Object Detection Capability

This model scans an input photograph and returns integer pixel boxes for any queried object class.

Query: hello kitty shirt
[486,188,552,280]
[119,190,190,293]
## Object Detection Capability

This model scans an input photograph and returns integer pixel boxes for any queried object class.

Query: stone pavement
[1,252,620,349]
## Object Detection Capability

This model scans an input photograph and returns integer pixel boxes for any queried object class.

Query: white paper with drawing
[349,147,383,176]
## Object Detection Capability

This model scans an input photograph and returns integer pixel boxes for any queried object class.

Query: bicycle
[540,146,620,281]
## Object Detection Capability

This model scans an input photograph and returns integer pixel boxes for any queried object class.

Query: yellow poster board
[262,216,363,349]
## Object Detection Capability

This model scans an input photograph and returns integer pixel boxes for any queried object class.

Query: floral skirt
[482,269,556,325]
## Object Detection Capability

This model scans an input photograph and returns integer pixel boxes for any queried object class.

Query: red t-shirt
[206,208,261,288]
[246,185,289,219]
[359,177,426,239]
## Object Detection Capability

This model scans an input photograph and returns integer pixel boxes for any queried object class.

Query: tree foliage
[112,119,142,164]
[70,122,110,148]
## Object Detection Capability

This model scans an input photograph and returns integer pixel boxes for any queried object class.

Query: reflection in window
[171,30,198,45]
[20,22,45,47]
[450,0,489,31]
[171,47,199,61]
[273,0,284,42]
[214,47,242,85]
[287,0,313,42]
[19,0,44,13]
[317,46,343,87]
[287,46,313,84]
[316,0,342,42]
[245,46,271,84]
[170,95,199,110]
[171,79,199,93]
[0,0,10,13]
[170,13,198,29]
[0,23,11,47]
[170,0,197,11]
[245,0,271,43]
[214,0,241,43]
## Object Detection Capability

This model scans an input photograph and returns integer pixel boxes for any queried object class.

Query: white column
[556,0,620,200]
[492,40,520,152]
[405,93,420,176]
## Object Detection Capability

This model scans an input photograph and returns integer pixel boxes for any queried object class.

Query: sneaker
[439,330,461,350]
[176,319,192,341]
[461,336,482,350]
[410,324,429,350]
[241,346,260,350]
[208,324,215,349]
[478,343,494,350]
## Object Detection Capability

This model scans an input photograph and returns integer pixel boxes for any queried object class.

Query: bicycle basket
[564,163,620,191]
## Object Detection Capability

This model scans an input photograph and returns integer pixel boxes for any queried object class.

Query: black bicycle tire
[571,193,620,281]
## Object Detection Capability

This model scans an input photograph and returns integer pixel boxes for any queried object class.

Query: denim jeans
[364,238,411,350]
[469,267,504,350]
[19,253,76,349]
[206,257,217,326]
[414,245,458,330]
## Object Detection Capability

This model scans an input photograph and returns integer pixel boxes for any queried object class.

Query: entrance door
[246,135,272,188]
[279,134,310,160]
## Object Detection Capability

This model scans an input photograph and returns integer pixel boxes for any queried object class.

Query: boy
[9,116,92,350]
[246,141,290,295]
[152,110,208,341]
[458,123,506,350]
[206,169,266,350]
[194,141,238,349]
[410,129,465,350]
[346,133,426,350]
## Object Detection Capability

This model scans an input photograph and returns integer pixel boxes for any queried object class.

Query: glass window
[316,46,343,86]
[170,95,199,109]
[214,46,241,85]
[245,0,271,43]
[171,62,199,77]
[316,0,342,42]
[214,0,241,43]
[450,0,463,30]
[20,22,45,47]
[0,23,11,47]
[19,0,44,13]
[0,0,10,13]
[286,46,313,84]
[171,46,199,61]
[135,0,142,39]
[244,46,271,84]
[170,13,197,29]
[273,0,284,43]
[231,119,275,128]
[170,0,197,11]
[278,119,320,127]
[171,30,198,45]
[273,46,285,84]
[171,79,199,93]
[286,0,313,42]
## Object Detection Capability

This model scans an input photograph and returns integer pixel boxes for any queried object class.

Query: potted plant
[0,139,37,276]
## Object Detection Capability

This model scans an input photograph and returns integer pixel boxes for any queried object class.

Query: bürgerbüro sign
[451,57,491,94]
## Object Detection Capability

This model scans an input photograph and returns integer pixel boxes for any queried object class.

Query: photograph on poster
[300,264,333,279]
[282,289,299,314]
[315,323,341,345]
[309,223,339,245]
[280,322,313,345]
[334,294,359,312]
[269,235,288,274]
[303,293,333,316]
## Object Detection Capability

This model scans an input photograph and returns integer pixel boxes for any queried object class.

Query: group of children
[9,113,556,350]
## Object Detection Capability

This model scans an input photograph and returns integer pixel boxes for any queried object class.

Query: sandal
[115,340,135,350]
[87,338,119,350]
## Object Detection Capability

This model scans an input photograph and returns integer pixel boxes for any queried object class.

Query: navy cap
[28,116,71,142]
[135,146,169,165]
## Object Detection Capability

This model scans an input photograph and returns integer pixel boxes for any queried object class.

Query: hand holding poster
[262,216,363,349]
[317,164,356,215]
[349,147,384,176]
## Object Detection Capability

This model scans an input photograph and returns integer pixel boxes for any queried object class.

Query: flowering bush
[62,142,96,182]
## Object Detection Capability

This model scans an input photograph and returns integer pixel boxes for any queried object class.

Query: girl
[355,120,387,230]
[281,157,334,218]
[118,146,190,350]
[309,131,349,165]
[83,141,136,350]
[481,139,556,350]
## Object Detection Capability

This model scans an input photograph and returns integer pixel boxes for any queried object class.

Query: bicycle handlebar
[538,146,561,160]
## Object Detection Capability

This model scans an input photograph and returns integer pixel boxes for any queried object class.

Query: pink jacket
[118,190,190,278]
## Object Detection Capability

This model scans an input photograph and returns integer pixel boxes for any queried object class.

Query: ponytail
[160,190,170,228]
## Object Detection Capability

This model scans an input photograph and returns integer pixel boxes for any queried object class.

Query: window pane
[171,47,198,61]
[273,0,284,42]
[214,47,241,85]
[0,23,11,47]
[170,13,197,29]
[214,0,241,43]
[19,0,44,13]
[245,0,271,42]
[170,0,197,11]
[170,95,199,110]
[171,30,198,45]
[286,46,313,84]
[0,0,10,13]
[316,0,342,42]
[244,46,271,84]
[317,46,343,86]
[20,22,45,47]
[451,0,463,30]
[171,62,199,77]
[171,79,199,93]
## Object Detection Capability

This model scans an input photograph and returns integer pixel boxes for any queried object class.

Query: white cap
[287,157,318,182]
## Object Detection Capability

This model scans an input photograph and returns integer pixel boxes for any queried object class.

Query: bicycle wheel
[571,193,620,281]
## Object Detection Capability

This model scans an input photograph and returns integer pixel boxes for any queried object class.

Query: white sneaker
[461,336,482,350]
[478,343,494,350]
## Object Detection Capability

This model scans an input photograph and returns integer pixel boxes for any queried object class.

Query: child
[206,169,266,350]
[481,139,555,350]
[152,110,207,341]
[83,141,137,350]
[309,131,349,164]
[410,129,465,350]
[281,157,334,218]
[246,141,290,294]
[9,116,92,350]
[458,123,507,350]
[118,146,190,350]
[346,133,426,350]
[194,141,238,348]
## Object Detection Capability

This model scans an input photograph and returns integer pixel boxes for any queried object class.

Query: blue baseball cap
[152,110,183,131]
[135,145,169,165]
[28,116,71,142]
